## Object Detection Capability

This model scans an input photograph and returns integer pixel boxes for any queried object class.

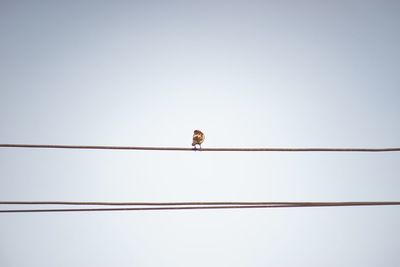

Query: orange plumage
[192,130,205,149]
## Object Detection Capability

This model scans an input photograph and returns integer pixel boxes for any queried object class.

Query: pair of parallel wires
[1,143,399,213]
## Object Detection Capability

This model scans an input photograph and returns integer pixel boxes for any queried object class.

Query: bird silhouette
[192,130,205,150]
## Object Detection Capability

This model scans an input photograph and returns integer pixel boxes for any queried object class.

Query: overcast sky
[1,1,400,266]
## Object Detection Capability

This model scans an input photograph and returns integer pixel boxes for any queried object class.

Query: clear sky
[1,1,399,266]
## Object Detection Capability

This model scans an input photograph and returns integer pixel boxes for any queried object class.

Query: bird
[192,130,205,150]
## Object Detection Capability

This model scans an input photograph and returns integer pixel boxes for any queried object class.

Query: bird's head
[194,130,202,134]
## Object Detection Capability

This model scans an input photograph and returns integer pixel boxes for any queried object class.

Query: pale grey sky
[1,1,400,266]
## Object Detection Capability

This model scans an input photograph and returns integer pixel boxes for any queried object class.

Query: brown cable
[1,144,399,152]
[1,202,399,213]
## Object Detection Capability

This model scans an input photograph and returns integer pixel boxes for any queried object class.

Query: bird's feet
[193,145,202,151]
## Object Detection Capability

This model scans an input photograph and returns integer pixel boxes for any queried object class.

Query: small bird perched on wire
[192,130,205,150]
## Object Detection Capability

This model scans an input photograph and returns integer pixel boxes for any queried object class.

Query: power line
[0,201,317,206]
[1,144,399,152]
[1,201,399,213]
[1,201,400,206]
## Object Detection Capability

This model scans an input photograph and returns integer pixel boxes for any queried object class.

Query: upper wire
[1,144,399,152]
